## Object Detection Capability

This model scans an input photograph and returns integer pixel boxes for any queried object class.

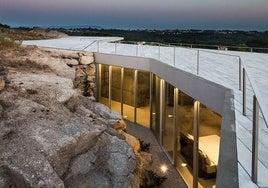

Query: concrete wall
[95,53,226,115]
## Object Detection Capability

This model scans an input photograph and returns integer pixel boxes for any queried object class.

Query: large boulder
[91,103,122,125]
[64,133,137,188]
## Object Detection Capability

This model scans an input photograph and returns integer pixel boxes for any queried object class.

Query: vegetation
[83,76,90,96]
[141,170,167,188]
[139,138,151,152]
[0,33,17,48]
[58,27,268,50]
[0,23,65,41]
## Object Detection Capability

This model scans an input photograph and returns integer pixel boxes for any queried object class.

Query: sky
[0,0,268,30]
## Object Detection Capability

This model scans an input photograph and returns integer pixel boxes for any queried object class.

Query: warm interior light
[152,112,156,115]
[181,163,187,167]
[160,164,168,173]
[123,115,128,118]
[168,114,173,118]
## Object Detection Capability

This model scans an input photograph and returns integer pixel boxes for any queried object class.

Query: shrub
[0,34,16,47]
[138,138,150,152]
[140,170,167,188]
[83,76,90,96]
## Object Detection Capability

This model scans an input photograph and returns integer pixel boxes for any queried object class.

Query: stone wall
[47,49,97,98]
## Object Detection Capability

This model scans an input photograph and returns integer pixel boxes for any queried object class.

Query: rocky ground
[0,45,146,187]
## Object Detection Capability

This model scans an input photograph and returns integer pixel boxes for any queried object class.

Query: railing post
[173,47,176,66]
[197,50,200,75]
[97,41,100,52]
[252,95,259,184]
[243,68,246,116]
[239,58,242,91]
[136,43,138,56]
[158,43,161,60]
[114,42,117,54]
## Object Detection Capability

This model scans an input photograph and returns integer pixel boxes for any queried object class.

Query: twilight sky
[0,0,268,30]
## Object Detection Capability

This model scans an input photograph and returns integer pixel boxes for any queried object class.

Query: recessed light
[181,163,187,167]
[160,165,168,173]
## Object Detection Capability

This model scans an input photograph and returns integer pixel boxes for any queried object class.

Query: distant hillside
[58,27,268,49]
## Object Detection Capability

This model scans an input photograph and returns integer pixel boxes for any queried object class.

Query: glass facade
[97,64,222,188]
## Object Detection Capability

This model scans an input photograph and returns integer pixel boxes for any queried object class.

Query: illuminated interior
[98,64,222,188]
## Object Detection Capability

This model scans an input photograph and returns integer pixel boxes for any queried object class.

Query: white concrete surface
[23,36,268,187]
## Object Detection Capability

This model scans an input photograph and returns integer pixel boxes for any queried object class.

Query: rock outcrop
[0,46,139,188]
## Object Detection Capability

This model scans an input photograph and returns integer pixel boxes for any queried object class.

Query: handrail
[167,42,268,52]
[114,40,268,127]
[197,49,241,58]
[82,40,97,51]
[241,58,268,127]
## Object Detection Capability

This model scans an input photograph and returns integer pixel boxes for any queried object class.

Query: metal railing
[92,39,268,186]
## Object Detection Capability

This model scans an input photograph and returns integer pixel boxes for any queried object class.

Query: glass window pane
[123,68,135,122]
[151,75,161,141]
[136,71,150,127]
[111,66,122,114]
[163,82,175,159]
[99,64,109,106]
[198,104,221,188]
[176,90,195,188]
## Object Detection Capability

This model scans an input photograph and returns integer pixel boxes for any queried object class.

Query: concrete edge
[216,89,239,188]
